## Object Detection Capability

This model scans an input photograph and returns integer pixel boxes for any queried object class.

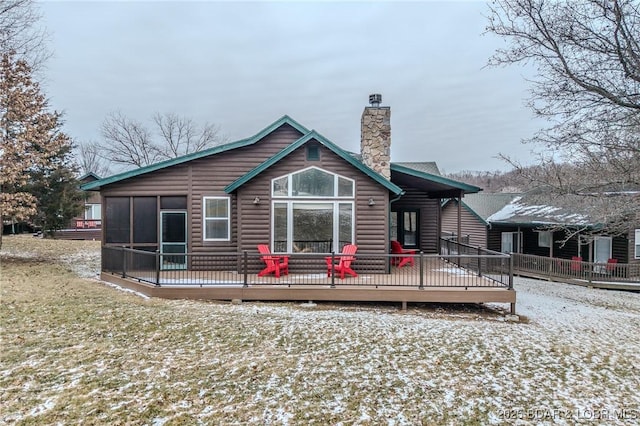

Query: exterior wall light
[368,198,376,206]
[253,197,261,204]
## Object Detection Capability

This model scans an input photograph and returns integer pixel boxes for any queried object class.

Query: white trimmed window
[272,166,354,198]
[635,229,640,259]
[272,167,354,253]
[85,204,102,220]
[203,197,230,241]
[593,236,612,264]
[501,232,521,253]
[537,231,552,248]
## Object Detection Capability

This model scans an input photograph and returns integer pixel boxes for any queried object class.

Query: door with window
[390,210,419,248]
[593,236,612,268]
[160,211,187,270]
[501,232,521,253]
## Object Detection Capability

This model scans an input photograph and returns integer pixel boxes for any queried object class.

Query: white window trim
[271,200,354,253]
[202,196,231,241]
[635,229,640,259]
[271,166,355,199]
[593,236,612,263]
[85,203,102,220]
[501,231,522,254]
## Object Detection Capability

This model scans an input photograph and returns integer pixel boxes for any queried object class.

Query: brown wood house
[442,193,640,265]
[54,172,102,240]
[82,98,481,272]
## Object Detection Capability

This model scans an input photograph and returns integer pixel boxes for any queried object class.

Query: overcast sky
[39,0,544,174]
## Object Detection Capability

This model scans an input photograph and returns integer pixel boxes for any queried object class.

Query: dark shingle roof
[393,162,440,175]
[461,193,521,222]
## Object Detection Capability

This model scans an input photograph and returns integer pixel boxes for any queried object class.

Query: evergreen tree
[0,52,80,246]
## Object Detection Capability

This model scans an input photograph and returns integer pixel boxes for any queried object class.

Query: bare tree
[75,142,111,177]
[96,111,225,170]
[99,111,159,169]
[487,0,640,234]
[152,112,223,159]
[0,0,50,70]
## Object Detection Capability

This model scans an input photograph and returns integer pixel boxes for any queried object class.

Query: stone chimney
[361,94,391,180]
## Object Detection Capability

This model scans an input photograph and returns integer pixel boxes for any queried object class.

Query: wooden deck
[100,267,517,313]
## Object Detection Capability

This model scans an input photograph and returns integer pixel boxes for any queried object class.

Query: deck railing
[512,253,640,284]
[73,219,102,229]
[101,245,513,289]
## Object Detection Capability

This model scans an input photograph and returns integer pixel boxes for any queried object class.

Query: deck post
[330,252,336,288]
[155,250,160,286]
[419,251,424,289]
[508,255,514,290]
[243,251,248,288]
[477,246,482,277]
[121,246,126,278]
[510,302,516,315]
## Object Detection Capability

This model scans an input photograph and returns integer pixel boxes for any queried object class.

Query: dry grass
[1,235,639,425]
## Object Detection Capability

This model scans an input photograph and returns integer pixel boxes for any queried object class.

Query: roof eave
[80,115,310,191]
[390,163,482,194]
[225,130,404,196]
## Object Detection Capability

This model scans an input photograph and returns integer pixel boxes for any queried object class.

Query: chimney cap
[369,93,382,107]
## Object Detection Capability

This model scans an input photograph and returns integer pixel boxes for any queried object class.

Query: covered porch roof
[390,163,482,198]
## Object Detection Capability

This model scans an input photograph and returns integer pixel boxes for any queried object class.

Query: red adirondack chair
[390,240,416,267]
[257,244,289,278]
[570,256,583,272]
[325,244,358,279]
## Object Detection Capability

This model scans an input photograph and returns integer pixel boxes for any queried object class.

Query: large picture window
[203,197,230,241]
[272,166,354,198]
[272,167,354,253]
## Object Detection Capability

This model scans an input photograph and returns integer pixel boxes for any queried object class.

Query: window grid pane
[203,197,229,240]
[338,177,354,197]
[206,199,228,218]
[292,169,334,197]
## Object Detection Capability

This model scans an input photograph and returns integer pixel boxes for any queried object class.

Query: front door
[390,210,419,248]
[160,211,187,270]
[593,236,612,264]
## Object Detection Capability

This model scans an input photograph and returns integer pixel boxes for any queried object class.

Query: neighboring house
[82,97,480,272]
[54,172,102,240]
[443,193,639,265]
[441,193,519,249]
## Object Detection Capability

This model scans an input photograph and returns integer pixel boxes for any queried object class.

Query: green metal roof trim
[390,164,482,193]
[80,115,310,191]
[224,130,404,196]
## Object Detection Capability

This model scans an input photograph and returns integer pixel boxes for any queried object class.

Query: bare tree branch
[75,142,111,177]
[487,0,640,233]
[0,0,50,70]
[95,111,226,171]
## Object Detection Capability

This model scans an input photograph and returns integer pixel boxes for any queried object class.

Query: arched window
[272,167,354,253]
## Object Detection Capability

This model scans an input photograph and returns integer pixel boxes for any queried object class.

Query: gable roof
[393,162,441,176]
[447,193,521,225]
[487,196,592,227]
[78,172,101,182]
[81,115,310,191]
[390,163,481,194]
[224,130,404,196]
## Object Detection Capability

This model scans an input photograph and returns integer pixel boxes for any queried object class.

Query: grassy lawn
[1,235,639,425]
